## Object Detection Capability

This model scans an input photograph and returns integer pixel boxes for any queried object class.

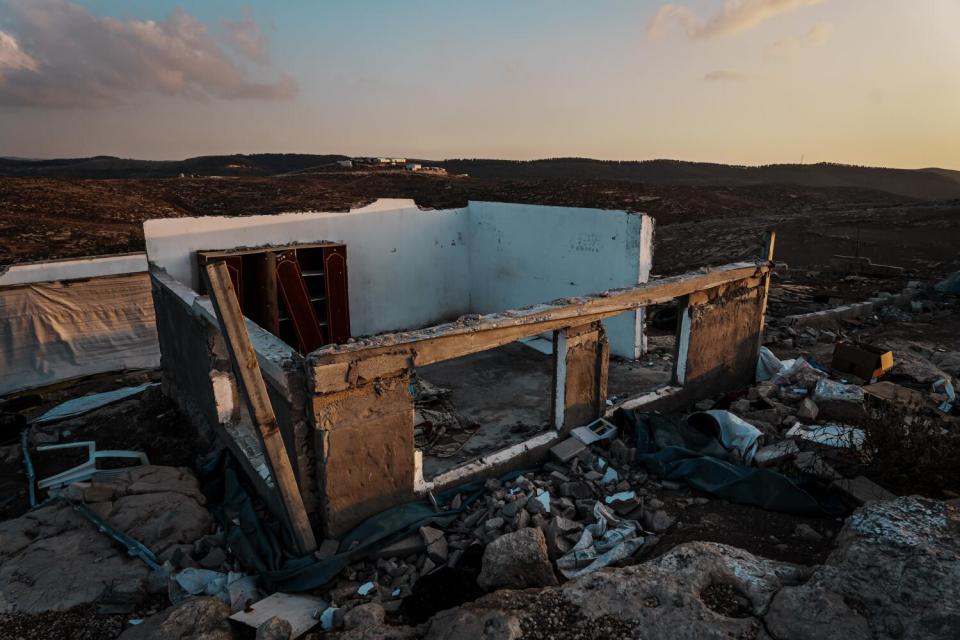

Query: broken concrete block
[501,500,521,519]
[559,481,594,500]
[797,398,819,422]
[834,475,896,504]
[543,517,577,558]
[477,528,558,590]
[813,379,867,422]
[419,526,448,564]
[316,538,340,560]
[198,547,227,570]
[550,437,587,464]
[793,523,823,541]
[793,451,842,481]
[549,471,570,486]
[754,440,800,466]
[374,533,424,559]
[730,398,752,415]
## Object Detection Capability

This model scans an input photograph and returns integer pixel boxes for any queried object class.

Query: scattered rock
[117,597,232,640]
[256,616,292,640]
[419,526,448,565]
[797,397,819,422]
[793,523,823,541]
[342,602,385,630]
[477,528,558,590]
[642,509,675,533]
[754,440,800,466]
[199,547,227,570]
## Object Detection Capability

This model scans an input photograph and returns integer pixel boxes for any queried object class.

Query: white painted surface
[144,200,471,337]
[553,331,568,429]
[419,429,560,493]
[467,202,652,358]
[144,199,653,354]
[0,253,146,286]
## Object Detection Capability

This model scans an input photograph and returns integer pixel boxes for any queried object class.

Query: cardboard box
[832,342,894,381]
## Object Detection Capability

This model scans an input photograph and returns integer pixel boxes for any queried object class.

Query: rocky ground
[2,172,958,281]
[1,272,957,638]
[1,175,959,638]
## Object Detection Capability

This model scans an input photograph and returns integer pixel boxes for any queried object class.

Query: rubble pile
[328,496,960,640]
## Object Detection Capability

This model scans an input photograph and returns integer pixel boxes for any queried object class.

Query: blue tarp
[618,410,841,515]
[935,271,960,295]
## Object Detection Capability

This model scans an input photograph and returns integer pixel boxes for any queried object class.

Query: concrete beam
[307,261,770,394]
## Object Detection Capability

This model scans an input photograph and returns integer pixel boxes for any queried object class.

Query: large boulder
[767,496,960,640]
[0,503,152,613]
[477,528,558,591]
[118,596,233,640]
[0,465,214,613]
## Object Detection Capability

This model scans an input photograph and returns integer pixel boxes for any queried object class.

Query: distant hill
[2,153,959,200]
[0,153,349,179]
[432,158,960,201]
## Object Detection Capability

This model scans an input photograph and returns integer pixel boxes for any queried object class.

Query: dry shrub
[859,402,960,497]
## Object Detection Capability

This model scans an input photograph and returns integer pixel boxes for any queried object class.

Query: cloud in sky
[648,0,825,39]
[765,23,833,58]
[0,31,38,75]
[0,0,296,108]
[704,69,747,82]
[223,13,271,64]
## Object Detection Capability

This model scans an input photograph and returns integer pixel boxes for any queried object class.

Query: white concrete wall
[144,199,472,337]
[0,252,146,286]
[467,202,653,358]
[143,199,653,356]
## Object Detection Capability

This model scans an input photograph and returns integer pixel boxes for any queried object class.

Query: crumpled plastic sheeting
[688,410,762,465]
[756,346,825,387]
[0,273,159,395]
[556,503,645,579]
[31,383,158,425]
[170,568,260,610]
[756,346,794,382]
[170,568,229,604]
[935,271,960,295]
[932,378,956,413]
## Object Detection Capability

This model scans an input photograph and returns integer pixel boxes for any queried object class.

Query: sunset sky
[1,0,958,168]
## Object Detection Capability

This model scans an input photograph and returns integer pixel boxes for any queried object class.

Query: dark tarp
[616,409,841,515]
[201,452,518,592]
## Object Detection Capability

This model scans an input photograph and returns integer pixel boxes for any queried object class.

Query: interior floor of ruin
[417,336,674,479]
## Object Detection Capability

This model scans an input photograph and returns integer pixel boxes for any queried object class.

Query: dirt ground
[3,172,957,279]
[1,171,959,638]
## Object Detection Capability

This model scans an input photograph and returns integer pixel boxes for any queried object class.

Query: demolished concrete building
[142,199,775,543]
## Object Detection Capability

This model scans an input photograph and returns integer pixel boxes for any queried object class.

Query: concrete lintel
[307,261,769,373]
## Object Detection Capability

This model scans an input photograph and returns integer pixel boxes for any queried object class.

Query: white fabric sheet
[0,272,159,395]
